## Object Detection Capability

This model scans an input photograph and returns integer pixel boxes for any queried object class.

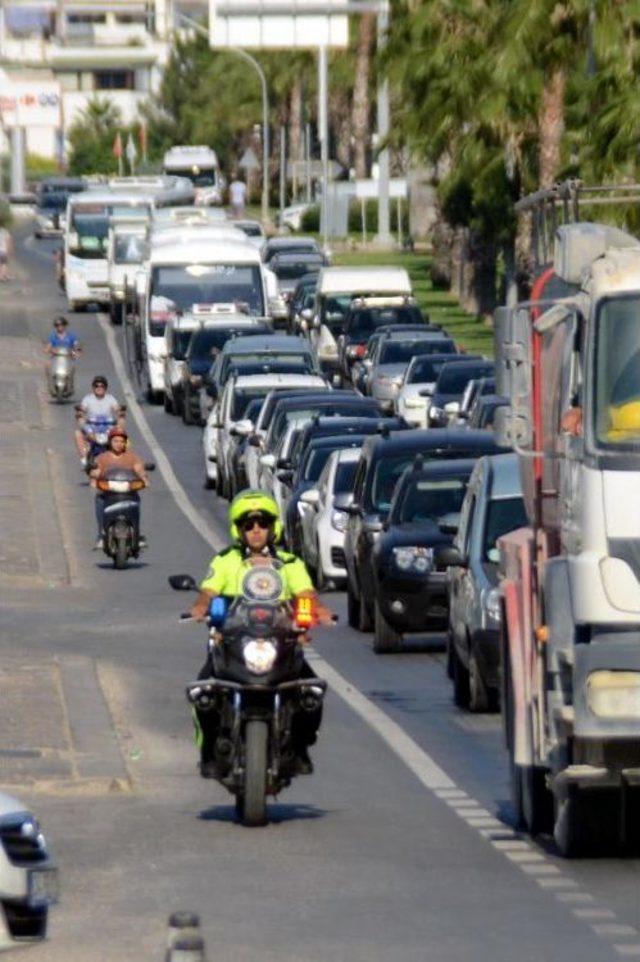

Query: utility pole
[318,44,329,246]
[374,0,391,246]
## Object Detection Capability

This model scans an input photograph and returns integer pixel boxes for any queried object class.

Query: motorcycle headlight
[243,639,278,675]
[331,509,347,532]
[484,587,502,625]
[392,546,434,573]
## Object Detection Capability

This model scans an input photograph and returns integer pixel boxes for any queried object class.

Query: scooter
[170,566,328,827]
[47,347,75,402]
[96,463,154,569]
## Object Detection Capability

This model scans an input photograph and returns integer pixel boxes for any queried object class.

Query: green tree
[67,98,123,175]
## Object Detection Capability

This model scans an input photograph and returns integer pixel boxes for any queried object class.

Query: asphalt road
[2,226,640,961]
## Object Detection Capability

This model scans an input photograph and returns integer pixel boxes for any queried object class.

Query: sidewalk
[0,302,71,589]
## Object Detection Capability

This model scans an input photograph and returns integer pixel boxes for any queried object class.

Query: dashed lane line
[98,311,637,962]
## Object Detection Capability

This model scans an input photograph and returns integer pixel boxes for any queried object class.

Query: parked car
[444,453,528,711]
[368,335,458,412]
[299,446,361,589]
[180,318,271,425]
[0,792,58,946]
[344,429,505,632]
[371,458,476,653]
[396,354,482,428]
[427,360,494,428]
[337,299,434,381]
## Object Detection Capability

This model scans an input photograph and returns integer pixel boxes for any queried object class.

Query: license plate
[28,867,59,906]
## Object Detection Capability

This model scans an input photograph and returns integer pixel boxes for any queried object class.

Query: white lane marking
[576,909,618,920]
[97,313,635,958]
[593,925,640,939]
[614,946,640,957]
[97,315,224,553]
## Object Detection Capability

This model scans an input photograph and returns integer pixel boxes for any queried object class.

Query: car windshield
[334,460,358,492]
[379,340,441,365]
[267,244,317,262]
[394,477,469,525]
[232,388,270,420]
[594,295,640,449]
[170,168,216,187]
[320,294,353,329]
[272,260,323,281]
[408,357,450,384]
[150,264,264,316]
[303,448,334,481]
[483,496,528,562]
[370,450,471,513]
[347,307,423,336]
[114,234,147,264]
[271,402,377,447]
[172,330,193,359]
[436,364,493,394]
[39,193,67,212]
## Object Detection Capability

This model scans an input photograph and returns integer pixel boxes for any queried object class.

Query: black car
[344,429,506,632]
[181,322,272,425]
[338,305,436,379]
[428,360,495,427]
[287,414,407,473]
[372,458,476,653]
[264,393,383,455]
[263,236,322,265]
[284,435,369,554]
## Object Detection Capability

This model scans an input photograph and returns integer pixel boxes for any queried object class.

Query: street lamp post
[177,13,270,224]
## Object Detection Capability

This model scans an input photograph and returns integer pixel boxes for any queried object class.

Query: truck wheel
[242,720,268,827]
[554,787,618,857]
[373,601,403,653]
[347,585,360,628]
[452,646,470,708]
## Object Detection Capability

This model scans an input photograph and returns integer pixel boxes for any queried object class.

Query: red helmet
[108,426,128,443]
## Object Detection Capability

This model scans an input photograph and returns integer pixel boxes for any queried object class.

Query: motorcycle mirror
[144,462,156,471]
[168,574,198,591]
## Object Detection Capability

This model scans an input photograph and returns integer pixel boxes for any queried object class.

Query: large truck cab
[496,214,640,855]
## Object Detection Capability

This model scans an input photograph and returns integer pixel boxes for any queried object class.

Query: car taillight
[294,596,314,629]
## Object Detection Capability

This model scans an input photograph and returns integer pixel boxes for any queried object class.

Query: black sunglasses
[54,323,66,329]
[240,515,273,532]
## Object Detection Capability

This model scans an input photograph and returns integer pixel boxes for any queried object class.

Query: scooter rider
[189,489,334,778]
[44,315,82,357]
[75,375,124,464]
[90,426,148,550]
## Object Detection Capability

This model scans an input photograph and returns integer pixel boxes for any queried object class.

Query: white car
[0,792,58,947]
[395,353,459,428]
[244,378,329,489]
[299,447,361,588]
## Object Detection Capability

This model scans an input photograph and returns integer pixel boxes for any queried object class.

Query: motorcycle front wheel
[239,720,268,827]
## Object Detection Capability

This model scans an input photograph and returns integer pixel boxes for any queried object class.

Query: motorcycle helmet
[607,399,640,441]
[92,375,108,389]
[108,426,128,443]
[229,489,282,543]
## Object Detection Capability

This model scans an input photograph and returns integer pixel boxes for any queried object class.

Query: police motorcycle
[47,347,76,402]
[96,463,153,568]
[170,566,327,827]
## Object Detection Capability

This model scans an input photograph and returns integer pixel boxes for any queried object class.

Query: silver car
[368,334,456,412]
[443,453,527,712]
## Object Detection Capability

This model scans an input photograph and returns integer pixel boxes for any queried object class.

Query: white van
[107,217,150,325]
[63,177,193,311]
[137,237,272,402]
[163,145,224,206]
[309,266,413,381]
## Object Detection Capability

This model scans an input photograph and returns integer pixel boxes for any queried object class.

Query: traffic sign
[210,0,349,49]
[239,147,260,171]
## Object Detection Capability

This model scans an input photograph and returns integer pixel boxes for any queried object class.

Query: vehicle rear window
[271,402,379,447]
[272,259,323,280]
[379,340,450,364]
[347,307,423,336]
[370,449,477,513]
[408,357,450,383]
[483,496,528,561]
[190,328,261,360]
[436,364,494,394]
[395,477,469,525]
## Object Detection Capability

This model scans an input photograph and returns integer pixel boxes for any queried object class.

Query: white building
[0,0,174,159]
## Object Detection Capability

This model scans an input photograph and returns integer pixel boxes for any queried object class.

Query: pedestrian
[0,221,12,282]
[228,174,247,219]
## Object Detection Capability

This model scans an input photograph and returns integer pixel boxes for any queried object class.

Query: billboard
[0,80,62,128]
[210,0,349,48]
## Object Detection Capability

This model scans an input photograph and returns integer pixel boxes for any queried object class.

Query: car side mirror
[231,419,253,437]
[333,492,354,511]
[345,502,362,516]
[168,574,198,590]
[276,468,293,483]
[434,545,465,568]
[300,488,320,507]
[260,454,276,469]
[444,401,460,415]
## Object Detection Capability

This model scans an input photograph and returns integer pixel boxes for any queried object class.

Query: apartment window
[67,13,106,24]
[115,13,146,24]
[94,70,135,90]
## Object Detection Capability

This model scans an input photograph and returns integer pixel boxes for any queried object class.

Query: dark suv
[344,429,505,632]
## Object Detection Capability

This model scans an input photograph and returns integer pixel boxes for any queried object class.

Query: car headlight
[392,546,434,573]
[331,509,347,532]
[243,639,278,675]
[484,587,501,625]
[587,671,640,719]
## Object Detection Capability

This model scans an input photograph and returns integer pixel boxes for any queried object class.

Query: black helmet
[92,375,108,389]
[53,315,68,328]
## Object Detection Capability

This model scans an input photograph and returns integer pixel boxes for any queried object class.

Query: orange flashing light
[295,597,314,629]
[536,625,549,644]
